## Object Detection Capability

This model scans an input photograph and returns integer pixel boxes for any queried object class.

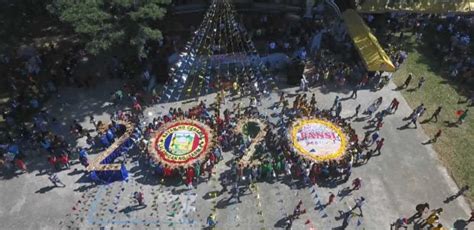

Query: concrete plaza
[0,80,471,230]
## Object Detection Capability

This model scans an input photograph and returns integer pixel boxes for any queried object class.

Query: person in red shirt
[134,191,145,206]
[133,101,142,112]
[15,158,27,172]
[375,120,384,131]
[185,166,195,187]
[327,193,336,206]
[375,138,385,155]
[58,153,70,169]
[390,98,400,113]
[48,155,58,171]
[352,177,362,190]
[209,152,217,164]
[164,165,173,177]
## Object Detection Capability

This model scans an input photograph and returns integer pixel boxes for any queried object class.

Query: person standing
[417,76,425,89]
[278,92,285,108]
[229,182,241,203]
[49,173,66,187]
[310,93,316,106]
[327,193,336,206]
[354,104,361,118]
[389,98,400,113]
[413,203,430,220]
[352,178,362,190]
[427,106,442,122]
[300,75,309,92]
[335,102,342,118]
[421,208,443,228]
[401,73,413,89]
[207,213,217,228]
[350,86,358,99]
[404,114,418,128]
[374,119,384,131]
[14,156,27,172]
[370,131,380,146]
[456,109,469,124]
[351,197,366,217]
[292,200,306,219]
[365,149,374,163]
[374,138,385,155]
[467,211,474,223]
[391,217,408,230]
[185,167,195,188]
[332,96,340,111]
[134,191,145,206]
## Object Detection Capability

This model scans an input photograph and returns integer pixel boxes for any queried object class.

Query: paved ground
[0,79,471,230]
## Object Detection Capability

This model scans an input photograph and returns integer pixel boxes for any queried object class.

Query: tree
[48,0,171,58]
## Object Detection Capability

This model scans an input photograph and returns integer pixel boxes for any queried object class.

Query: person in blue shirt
[100,133,110,148]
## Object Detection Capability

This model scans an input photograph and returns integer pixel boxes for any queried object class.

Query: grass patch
[393,45,474,204]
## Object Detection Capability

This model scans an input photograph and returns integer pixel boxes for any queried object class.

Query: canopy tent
[342,9,396,72]
[356,0,474,14]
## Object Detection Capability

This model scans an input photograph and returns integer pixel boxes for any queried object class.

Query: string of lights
[160,0,278,103]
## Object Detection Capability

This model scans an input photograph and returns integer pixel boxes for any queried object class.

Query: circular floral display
[290,119,348,162]
[151,120,213,166]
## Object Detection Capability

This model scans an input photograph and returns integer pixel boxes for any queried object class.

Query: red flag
[456,110,464,117]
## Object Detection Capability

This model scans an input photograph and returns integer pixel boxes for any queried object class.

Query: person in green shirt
[457,109,468,124]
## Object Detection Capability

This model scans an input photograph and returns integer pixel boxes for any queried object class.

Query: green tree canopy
[48,0,171,57]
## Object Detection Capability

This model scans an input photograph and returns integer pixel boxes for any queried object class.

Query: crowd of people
[0,2,472,229]
[132,84,395,196]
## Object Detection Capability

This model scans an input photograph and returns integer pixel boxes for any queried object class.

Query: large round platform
[149,119,214,168]
[290,118,348,162]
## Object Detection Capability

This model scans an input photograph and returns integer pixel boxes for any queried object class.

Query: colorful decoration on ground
[290,119,348,162]
[87,121,139,182]
[235,118,267,165]
[149,119,214,168]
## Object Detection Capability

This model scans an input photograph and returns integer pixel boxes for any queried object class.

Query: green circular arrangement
[243,121,261,138]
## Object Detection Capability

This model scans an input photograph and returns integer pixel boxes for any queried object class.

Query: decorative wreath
[149,119,215,168]
[289,118,348,162]
[235,118,268,165]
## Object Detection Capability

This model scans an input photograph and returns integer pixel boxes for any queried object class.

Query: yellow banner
[342,9,396,72]
[357,0,474,13]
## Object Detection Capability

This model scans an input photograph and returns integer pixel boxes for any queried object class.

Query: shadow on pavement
[35,185,56,194]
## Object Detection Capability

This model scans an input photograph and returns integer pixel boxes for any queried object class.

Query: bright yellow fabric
[342,9,396,72]
[357,0,474,13]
